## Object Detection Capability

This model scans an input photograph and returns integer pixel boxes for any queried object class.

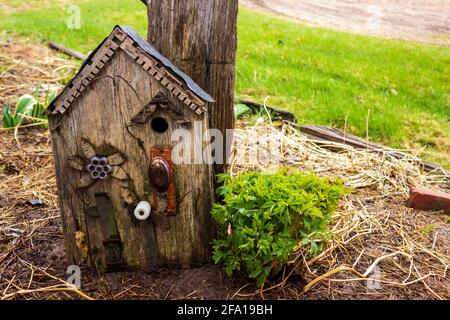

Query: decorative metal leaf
[176,119,192,129]
[76,172,94,189]
[81,139,96,159]
[111,166,128,180]
[151,92,169,105]
[130,103,157,124]
[74,231,89,261]
[67,156,86,171]
[107,152,125,166]
[120,185,138,205]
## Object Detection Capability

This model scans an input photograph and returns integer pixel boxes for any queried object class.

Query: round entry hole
[151,117,169,133]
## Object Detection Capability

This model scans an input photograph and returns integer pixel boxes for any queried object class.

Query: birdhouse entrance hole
[151,117,169,133]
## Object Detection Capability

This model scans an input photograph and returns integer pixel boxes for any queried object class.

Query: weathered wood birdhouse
[47,26,216,271]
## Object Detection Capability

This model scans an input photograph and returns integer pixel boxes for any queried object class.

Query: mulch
[0,35,448,300]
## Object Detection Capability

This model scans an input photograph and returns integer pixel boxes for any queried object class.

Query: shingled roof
[48,25,214,116]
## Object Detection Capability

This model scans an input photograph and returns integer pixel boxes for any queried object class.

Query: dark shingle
[118,25,214,103]
[48,25,214,114]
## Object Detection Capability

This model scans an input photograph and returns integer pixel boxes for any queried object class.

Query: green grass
[0,0,147,51]
[1,0,449,167]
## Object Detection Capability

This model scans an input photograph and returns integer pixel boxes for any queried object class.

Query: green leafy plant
[234,103,251,119]
[2,95,36,128]
[30,86,58,128]
[212,170,348,286]
[2,85,57,129]
[237,105,277,126]
[422,224,435,236]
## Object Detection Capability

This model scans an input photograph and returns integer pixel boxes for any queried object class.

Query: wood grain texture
[147,0,239,171]
[49,49,215,270]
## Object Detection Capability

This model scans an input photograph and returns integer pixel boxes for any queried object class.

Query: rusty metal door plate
[149,146,176,215]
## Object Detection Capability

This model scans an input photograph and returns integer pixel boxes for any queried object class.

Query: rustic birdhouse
[47,26,216,271]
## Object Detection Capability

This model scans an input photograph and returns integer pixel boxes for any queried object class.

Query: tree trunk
[147,0,239,171]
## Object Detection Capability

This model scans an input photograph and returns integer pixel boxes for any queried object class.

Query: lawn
[0,0,449,168]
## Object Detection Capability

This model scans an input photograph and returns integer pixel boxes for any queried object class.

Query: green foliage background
[0,1,448,167]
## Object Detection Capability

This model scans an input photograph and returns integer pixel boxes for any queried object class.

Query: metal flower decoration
[86,156,112,180]
[67,139,129,189]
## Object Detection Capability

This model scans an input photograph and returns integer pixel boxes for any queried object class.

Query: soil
[240,0,450,45]
[0,30,448,301]
[1,127,449,300]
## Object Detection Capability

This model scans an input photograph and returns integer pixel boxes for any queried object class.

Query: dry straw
[0,36,448,299]
[231,118,449,299]
[0,33,77,108]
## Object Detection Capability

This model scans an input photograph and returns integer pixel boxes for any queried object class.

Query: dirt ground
[240,0,450,45]
[0,34,449,301]
[1,127,449,300]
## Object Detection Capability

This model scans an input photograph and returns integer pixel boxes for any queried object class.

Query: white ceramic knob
[134,201,151,221]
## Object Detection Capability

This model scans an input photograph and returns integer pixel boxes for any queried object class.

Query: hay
[0,37,449,300]
[231,119,449,299]
[230,118,448,197]
[0,36,76,298]
[0,33,78,108]
[0,130,67,300]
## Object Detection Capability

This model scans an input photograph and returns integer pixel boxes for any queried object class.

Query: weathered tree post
[48,1,239,272]
[49,23,221,270]
[147,0,239,170]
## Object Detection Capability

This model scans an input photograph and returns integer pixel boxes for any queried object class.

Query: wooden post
[147,0,239,171]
